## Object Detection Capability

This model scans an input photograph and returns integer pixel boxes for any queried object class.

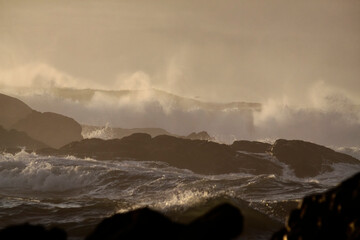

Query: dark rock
[186,203,243,239]
[82,125,175,139]
[186,131,214,141]
[0,223,67,240]
[12,111,83,149]
[50,134,282,175]
[0,93,32,129]
[85,207,182,240]
[231,140,271,153]
[271,172,360,240]
[85,203,243,240]
[0,125,48,150]
[271,139,359,178]
[0,93,83,149]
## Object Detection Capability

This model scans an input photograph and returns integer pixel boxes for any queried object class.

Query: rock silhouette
[0,93,32,129]
[85,203,243,240]
[47,133,282,175]
[37,133,360,177]
[185,131,214,141]
[271,172,360,240]
[271,139,359,178]
[0,93,83,149]
[0,223,67,240]
[13,111,82,149]
[0,125,48,151]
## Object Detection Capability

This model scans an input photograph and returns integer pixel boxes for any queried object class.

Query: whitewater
[1,150,359,240]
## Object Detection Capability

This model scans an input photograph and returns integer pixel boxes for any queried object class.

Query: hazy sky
[1,0,359,103]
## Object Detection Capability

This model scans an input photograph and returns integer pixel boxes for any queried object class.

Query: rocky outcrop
[185,131,214,141]
[81,125,174,139]
[0,93,83,149]
[85,203,243,240]
[0,223,67,240]
[0,126,48,151]
[46,133,282,175]
[271,139,359,178]
[231,140,271,153]
[271,172,360,240]
[0,93,32,129]
[12,111,82,149]
[36,134,360,177]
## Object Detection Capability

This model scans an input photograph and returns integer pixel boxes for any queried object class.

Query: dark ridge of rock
[12,111,83,149]
[0,93,33,129]
[185,131,214,141]
[81,124,175,139]
[271,139,359,178]
[0,125,48,150]
[185,203,243,239]
[231,140,271,153]
[271,172,360,240]
[85,207,182,240]
[51,134,282,175]
[0,223,67,240]
[85,203,243,240]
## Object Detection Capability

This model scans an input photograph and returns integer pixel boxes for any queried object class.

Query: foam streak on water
[0,150,359,239]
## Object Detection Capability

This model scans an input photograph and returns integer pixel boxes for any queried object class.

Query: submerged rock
[85,203,243,240]
[271,139,359,178]
[0,223,67,240]
[271,172,360,240]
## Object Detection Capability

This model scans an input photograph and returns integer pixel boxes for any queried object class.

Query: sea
[1,149,359,240]
[1,88,360,239]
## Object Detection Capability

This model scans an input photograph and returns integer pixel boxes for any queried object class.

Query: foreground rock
[0,223,67,240]
[271,139,359,178]
[0,126,48,151]
[0,93,83,149]
[271,172,360,240]
[85,203,243,240]
[41,133,282,175]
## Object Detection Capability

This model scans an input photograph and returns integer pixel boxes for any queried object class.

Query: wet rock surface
[271,172,360,240]
[43,133,282,175]
[271,139,359,178]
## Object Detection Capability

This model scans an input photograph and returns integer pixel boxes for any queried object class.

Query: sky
[1,0,359,103]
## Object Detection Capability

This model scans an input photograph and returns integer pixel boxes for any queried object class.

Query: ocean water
[0,150,359,240]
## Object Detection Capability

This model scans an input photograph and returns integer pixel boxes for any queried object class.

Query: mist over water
[1,63,359,147]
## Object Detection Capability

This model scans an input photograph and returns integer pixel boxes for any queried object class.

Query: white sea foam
[332,146,360,160]
[0,151,98,192]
